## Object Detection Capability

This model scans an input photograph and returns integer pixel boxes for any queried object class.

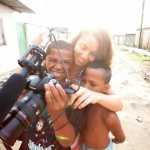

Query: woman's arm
[94,92,123,112]
[44,83,77,147]
[70,85,123,112]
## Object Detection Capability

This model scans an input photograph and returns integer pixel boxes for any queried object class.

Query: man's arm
[50,111,76,147]
[44,83,77,147]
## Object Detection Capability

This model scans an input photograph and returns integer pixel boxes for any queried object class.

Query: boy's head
[45,40,73,81]
[84,62,111,93]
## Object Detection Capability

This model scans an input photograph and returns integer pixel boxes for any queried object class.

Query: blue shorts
[80,139,113,150]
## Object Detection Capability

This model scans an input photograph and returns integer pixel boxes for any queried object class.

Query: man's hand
[44,82,69,113]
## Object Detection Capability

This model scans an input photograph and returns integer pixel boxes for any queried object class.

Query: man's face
[45,48,73,81]
[83,68,107,92]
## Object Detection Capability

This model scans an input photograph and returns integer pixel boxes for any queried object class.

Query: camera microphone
[0,73,26,122]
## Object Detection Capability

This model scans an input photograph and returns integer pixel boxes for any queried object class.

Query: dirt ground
[111,47,150,150]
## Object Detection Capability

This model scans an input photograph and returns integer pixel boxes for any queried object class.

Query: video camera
[0,31,78,147]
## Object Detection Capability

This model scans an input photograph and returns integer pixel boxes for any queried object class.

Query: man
[19,40,76,150]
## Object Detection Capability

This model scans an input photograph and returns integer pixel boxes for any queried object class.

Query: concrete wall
[114,29,150,50]
[125,34,136,47]
[113,34,135,47]
[0,4,20,73]
[135,28,150,50]
[113,35,125,45]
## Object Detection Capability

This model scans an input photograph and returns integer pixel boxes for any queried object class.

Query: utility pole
[138,0,145,48]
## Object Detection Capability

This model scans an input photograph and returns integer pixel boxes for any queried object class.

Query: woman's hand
[69,85,99,109]
[44,82,69,113]
[70,85,123,112]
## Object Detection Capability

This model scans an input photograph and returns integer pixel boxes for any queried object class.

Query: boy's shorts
[80,139,113,150]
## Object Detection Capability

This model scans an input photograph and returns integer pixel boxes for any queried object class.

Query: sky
[18,0,149,35]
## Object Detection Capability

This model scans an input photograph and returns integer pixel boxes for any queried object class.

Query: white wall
[0,4,20,74]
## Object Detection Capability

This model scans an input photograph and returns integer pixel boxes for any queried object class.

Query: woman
[44,28,123,149]
[69,28,122,112]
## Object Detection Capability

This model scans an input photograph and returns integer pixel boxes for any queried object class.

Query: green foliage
[122,50,150,64]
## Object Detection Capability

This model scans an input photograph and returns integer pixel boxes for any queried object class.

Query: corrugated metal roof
[0,0,34,13]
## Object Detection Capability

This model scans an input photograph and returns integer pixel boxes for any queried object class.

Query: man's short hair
[46,40,73,55]
[88,61,112,83]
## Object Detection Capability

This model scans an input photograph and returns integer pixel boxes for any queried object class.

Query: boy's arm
[105,112,125,143]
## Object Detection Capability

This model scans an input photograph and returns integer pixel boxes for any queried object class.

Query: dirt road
[111,48,150,150]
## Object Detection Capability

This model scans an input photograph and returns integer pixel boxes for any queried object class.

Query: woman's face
[74,34,99,67]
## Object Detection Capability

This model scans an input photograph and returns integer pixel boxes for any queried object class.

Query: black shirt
[19,109,70,150]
